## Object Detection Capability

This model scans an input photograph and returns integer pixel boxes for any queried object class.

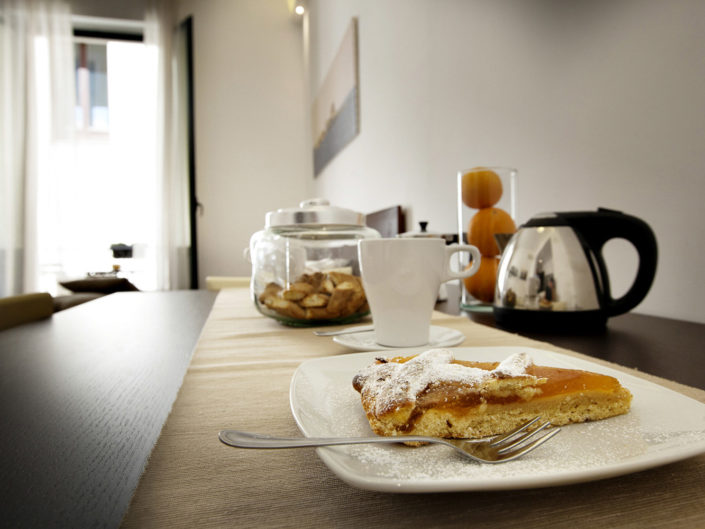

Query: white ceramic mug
[358,238,481,347]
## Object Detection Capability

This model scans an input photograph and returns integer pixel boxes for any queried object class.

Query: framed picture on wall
[312,18,359,176]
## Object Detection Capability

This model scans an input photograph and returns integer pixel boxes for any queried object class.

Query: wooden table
[0,290,216,529]
[121,289,705,528]
[2,288,704,527]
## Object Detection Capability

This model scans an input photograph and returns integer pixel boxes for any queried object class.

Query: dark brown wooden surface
[438,295,705,390]
[0,290,216,529]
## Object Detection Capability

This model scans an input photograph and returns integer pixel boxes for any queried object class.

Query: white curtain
[145,0,192,291]
[0,0,73,296]
[0,0,191,295]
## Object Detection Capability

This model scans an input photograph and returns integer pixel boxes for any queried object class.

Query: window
[35,25,161,294]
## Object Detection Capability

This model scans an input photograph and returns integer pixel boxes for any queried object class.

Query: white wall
[177,0,313,282]
[306,0,705,323]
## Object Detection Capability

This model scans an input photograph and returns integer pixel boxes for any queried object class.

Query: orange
[461,167,503,209]
[463,256,499,303]
[468,207,516,256]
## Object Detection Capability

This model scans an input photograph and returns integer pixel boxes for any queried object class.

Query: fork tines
[492,417,561,457]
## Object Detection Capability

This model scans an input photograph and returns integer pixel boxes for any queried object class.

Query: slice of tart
[352,348,632,439]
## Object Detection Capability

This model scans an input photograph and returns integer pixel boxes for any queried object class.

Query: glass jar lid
[265,198,366,228]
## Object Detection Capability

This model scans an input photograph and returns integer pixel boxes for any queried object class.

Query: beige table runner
[122,288,705,528]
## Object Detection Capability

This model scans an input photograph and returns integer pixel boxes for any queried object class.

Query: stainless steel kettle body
[493,208,658,330]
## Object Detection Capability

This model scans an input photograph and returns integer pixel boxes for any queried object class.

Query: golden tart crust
[352,349,632,439]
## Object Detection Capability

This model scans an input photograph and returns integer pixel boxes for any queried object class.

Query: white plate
[333,325,464,351]
[289,346,705,492]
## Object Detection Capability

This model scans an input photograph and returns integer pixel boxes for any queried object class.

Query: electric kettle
[493,208,657,330]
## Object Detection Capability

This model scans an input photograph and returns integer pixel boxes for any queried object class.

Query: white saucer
[333,325,465,351]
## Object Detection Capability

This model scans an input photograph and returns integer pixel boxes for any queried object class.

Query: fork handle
[313,324,374,336]
[219,430,433,449]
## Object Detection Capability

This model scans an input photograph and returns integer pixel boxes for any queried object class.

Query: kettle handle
[566,208,658,317]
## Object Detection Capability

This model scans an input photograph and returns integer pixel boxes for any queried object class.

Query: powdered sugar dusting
[495,351,533,377]
[309,373,651,484]
[355,349,535,415]
[346,413,649,482]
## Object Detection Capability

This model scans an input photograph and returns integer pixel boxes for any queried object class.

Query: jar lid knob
[299,198,330,208]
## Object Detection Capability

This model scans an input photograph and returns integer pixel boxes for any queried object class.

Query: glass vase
[456,166,518,312]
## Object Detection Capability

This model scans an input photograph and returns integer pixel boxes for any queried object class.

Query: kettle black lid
[522,207,627,228]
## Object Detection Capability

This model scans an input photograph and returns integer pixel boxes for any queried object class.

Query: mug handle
[442,244,481,283]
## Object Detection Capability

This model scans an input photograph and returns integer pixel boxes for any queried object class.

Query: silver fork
[219,416,560,464]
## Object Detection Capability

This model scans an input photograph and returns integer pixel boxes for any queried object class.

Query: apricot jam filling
[452,360,621,400]
[390,359,623,411]
[356,352,623,418]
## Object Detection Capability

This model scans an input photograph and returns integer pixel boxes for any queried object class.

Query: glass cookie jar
[247,199,380,326]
